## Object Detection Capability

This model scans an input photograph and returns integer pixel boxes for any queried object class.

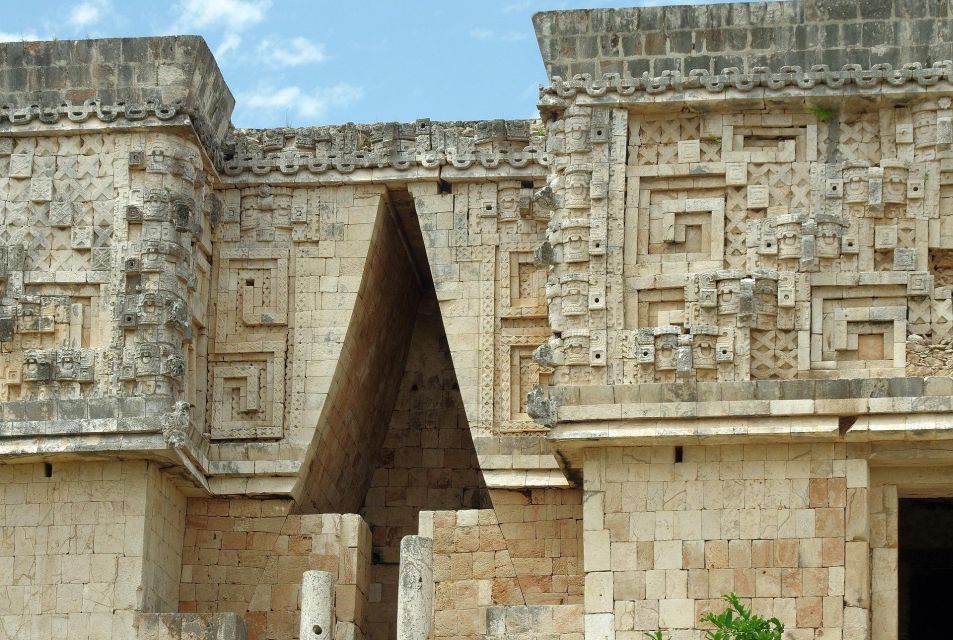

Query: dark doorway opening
[899,498,953,640]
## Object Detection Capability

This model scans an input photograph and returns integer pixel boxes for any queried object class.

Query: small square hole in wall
[43,462,52,478]
[674,446,684,463]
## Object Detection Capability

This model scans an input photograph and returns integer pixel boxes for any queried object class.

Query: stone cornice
[0,36,234,152]
[540,62,953,102]
[220,120,552,179]
[219,146,553,178]
[0,101,554,179]
[0,98,182,125]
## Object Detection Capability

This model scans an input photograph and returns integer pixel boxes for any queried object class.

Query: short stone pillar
[397,535,434,640]
[299,570,335,640]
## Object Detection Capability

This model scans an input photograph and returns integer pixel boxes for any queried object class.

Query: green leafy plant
[643,593,783,640]
[702,593,783,640]
[704,135,722,146]
[810,105,836,123]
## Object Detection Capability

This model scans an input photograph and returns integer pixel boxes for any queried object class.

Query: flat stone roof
[532,0,953,80]
[0,36,234,149]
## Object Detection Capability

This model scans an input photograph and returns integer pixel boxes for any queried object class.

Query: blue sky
[1,0,748,128]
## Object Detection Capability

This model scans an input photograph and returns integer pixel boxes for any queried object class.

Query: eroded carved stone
[396,536,433,640]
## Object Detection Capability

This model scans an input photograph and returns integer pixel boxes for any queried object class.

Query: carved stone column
[299,570,335,640]
[396,535,434,640]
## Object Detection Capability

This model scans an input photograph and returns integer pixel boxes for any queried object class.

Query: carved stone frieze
[538,99,953,386]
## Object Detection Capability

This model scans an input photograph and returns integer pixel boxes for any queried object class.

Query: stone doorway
[898,498,953,639]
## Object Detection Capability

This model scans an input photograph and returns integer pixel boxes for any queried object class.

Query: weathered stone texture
[179,501,371,640]
[361,301,489,563]
[583,444,854,636]
[299,570,334,640]
[533,0,953,80]
[359,301,490,640]
[427,488,583,634]
[136,612,247,640]
[291,188,421,513]
[0,37,234,153]
[3,1,953,639]
[0,460,183,639]
[395,536,432,640]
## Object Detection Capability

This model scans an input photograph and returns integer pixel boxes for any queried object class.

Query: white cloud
[242,83,363,123]
[215,33,242,59]
[173,0,270,32]
[70,1,108,28]
[0,31,41,42]
[502,1,534,12]
[469,27,527,42]
[257,36,326,67]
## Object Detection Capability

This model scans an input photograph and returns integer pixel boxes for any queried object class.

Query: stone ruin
[1,1,953,639]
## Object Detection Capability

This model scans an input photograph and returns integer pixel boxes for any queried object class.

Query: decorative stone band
[0,98,181,125]
[220,146,553,176]
[222,119,552,178]
[540,61,953,99]
[0,97,226,168]
[0,396,224,492]
[0,100,554,175]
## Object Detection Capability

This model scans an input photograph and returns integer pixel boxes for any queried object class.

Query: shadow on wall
[281,184,490,640]
[362,298,490,565]
[359,297,491,640]
[293,192,423,515]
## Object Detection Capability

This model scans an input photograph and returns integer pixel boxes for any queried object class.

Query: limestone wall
[486,603,584,640]
[0,460,184,640]
[533,0,953,80]
[136,612,248,640]
[484,489,583,606]
[409,179,551,436]
[290,188,421,512]
[529,100,953,392]
[0,38,234,154]
[142,464,188,615]
[0,34,554,500]
[427,492,583,639]
[179,500,371,640]
[523,9,953,636]
[359,300,489,640]
[407,178,565,493]
[361,302,488,564]
[5,5,953,639]
[199,181,423,502]
[580,444,865,638]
